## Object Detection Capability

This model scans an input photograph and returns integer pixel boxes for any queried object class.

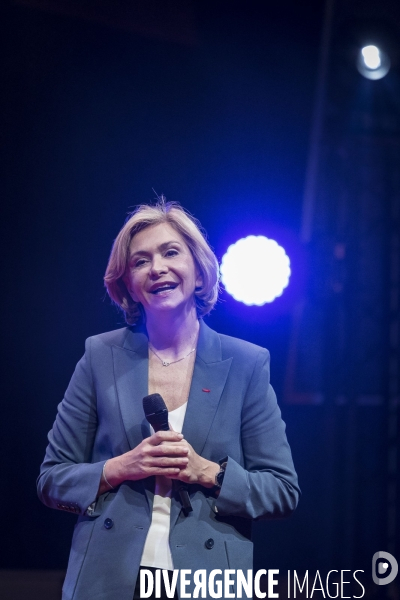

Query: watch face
[216,462,227,487]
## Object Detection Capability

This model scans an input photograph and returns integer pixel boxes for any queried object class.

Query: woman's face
[125,222,202,319]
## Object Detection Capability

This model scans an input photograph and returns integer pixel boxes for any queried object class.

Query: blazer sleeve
[37,337,105,515]
[215,348,300,519]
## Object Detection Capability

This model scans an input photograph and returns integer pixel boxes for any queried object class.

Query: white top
[140,402,188,570]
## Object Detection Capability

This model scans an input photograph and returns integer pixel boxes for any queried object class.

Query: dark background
[1,0,399,597]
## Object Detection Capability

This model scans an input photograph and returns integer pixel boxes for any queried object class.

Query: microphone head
[143,393,169,432]
[143,393,167,416]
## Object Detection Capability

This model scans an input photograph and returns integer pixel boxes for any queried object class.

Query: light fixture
[357,45,390,80]
[220,235,291,306]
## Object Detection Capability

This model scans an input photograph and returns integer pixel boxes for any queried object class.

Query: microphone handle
[178,484,193,516]
[149,412,193,516]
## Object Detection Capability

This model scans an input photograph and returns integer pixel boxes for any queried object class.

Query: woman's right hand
[97,430,189,495]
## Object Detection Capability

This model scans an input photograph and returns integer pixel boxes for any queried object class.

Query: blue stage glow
[220,235,291,305]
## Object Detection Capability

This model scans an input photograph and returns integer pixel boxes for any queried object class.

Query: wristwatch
[215,457,228,489]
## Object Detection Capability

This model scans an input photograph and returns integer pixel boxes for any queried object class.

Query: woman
[38,200,300,600]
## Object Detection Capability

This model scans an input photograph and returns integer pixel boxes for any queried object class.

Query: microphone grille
[143,393,166,415]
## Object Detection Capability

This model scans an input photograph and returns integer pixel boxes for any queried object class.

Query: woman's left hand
[167,437,220,488]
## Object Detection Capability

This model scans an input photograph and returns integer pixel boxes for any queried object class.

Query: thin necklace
[149,344,196,367]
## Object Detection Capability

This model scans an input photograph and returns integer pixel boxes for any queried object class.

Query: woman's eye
[134,258,148,267]
[165,249,178,257]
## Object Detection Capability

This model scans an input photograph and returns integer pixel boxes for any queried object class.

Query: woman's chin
[144,297,196,318]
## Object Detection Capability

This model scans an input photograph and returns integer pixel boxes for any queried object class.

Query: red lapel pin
[202,388,211,393]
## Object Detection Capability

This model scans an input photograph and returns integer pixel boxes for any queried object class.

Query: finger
[159,438,188,447]
[149,456,189,468]
[149,431,184,445]
[148,467,182,477]
[169,470,190,482]
[149,444,189,457]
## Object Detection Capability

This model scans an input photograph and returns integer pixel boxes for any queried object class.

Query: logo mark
[372,552,398,585]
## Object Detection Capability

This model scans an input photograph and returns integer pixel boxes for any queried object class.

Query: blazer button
[205,538,214,549]
[104,518,114,530]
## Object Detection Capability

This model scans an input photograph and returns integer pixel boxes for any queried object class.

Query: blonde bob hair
[104,201,220,325]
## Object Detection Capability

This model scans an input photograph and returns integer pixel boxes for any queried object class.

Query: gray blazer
[38,320,300,600]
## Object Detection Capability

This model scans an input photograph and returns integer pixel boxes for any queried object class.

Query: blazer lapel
[171,320,232,527]
[182,322,232,454]
[112,327,151,452]
[112,327,155,512]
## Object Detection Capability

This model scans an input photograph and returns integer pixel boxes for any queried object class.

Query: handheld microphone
[142,393,193,516]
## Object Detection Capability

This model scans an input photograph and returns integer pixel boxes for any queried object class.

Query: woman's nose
[149,255,168,276]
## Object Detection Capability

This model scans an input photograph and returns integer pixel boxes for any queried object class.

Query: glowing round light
[220,235,291,306]
[357,45,390,80]
[362,45,381,70]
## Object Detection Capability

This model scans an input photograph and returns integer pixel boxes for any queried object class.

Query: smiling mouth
[150,284,178,295]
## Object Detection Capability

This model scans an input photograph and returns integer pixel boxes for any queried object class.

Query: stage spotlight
[357,44,390,80]
[362,45,381,69]
[220,235,291,306]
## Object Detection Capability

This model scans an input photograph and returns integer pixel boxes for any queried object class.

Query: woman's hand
[98,431,189,494]
[168,438,220,488]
